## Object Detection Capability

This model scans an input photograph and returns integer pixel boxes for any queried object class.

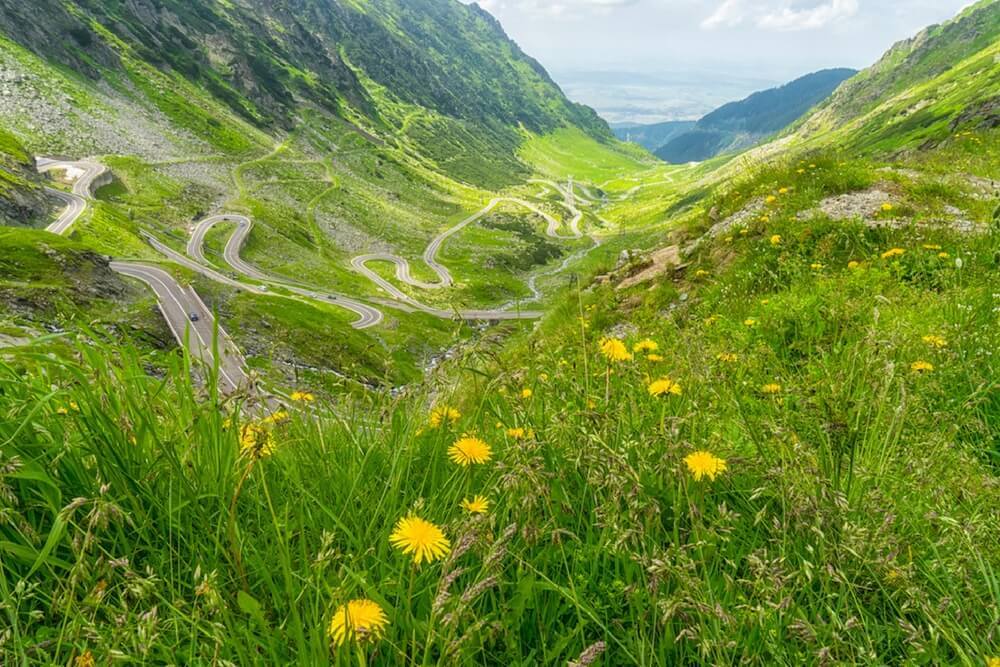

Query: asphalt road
[36,158,108,235]
[186,215,384,329]
[110,261,249,394]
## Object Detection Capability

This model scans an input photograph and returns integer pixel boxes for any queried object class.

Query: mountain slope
[612,120,697,152]
[0,0,609,187]
[656,68,857,163]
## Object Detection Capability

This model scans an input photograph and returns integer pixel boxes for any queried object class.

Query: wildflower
[705,314,721,326]
[290,391,315,403]
[684,451,727,482]
[717,352,738,363]
[797,168,806,174]
[390,516,450,564]
[648,378,682,397]
[506,427,527,439]
[57,401,80,415]
[599,338,633,362]
[328,599,389,647]
[778,187,789,194]
[911,360,934,373]
[521,388,533,399]
[938,252,950,259]
[847,261,861,269]
[881,202,893,212]
[429,406,461,428]
[633,339,659,353]
[261,410,289,425]
[810,263,824,270]
[694,269,710,278]
[761,383,782,394]
[881,248,905,260]
[987,657,1000,667]
[448,436,493,466]
[75,651,95,667]
[809,163,817,169]
[922,244,942,251]
[460,496,490,515]
[922,335,948,348]
[539,373,549,382]
[240,423,275,460]
[766,195,778,204]
[741,227,750,235]
[760,299,770,305]
[646,353,664,362]
[744,318,758,328]
[770,234,782,246]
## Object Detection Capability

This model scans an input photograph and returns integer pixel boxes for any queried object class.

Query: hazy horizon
[463,0,976,124]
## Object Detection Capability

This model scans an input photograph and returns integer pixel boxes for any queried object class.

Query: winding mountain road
[36,158,108,235]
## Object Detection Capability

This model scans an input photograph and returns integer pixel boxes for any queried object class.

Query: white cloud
[469,0,638,20]
[702,0,860,31]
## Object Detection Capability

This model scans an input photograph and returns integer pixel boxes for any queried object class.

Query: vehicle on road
[189,312,200,322]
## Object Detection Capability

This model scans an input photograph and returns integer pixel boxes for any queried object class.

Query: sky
[460,0,976,123]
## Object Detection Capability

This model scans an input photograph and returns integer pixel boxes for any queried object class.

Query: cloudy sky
[461,0,976,123]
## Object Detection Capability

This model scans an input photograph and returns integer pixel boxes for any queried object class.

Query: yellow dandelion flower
[769,235,782,246]
[75,651,95,667]
[705,314,721,326]
[684,451,727,482]
[922,335,947,349]
[262,410,289,425]
[290,391,315,403]
[778,187,789,194]
[389,516,450,564]
[694,269,710,278]
[646,353,665,362]
[911,360,934,373]
[240,423,276,460]
[448,435,493,466]
[922,244,942,251]
[648,378,682,397]
[881,202,893,212]
[460,496,490,515]
[810,263,824,270]
[986,657,1000,667]
[717,352,738,363]
[539,373,549,382]
[797,168,806,174]
[521,388,533,399]
[328,599,389,647]
[760,299,770,306]
[809,163,817,169]
[506,427,527,439]
[599,338,633,362]
[766,195,778,204]
[429,406,461,428]
[744,318,758,328]
[847,260,861,269]
[761,383,782,394]
[633,339,659,353]
[938,252,950,259]
[881,248,905,260]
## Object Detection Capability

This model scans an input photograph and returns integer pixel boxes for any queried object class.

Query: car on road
[189,312,200,322]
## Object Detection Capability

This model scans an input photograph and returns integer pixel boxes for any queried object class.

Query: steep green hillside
[657,68,857,163]
[0,128,50,226]
[0,0,608,187]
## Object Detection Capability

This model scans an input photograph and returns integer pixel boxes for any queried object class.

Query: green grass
[519,127,653,182]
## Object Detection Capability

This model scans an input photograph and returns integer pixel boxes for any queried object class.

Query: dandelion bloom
[521,388,533,399]
[769,235,782,246]
[684,451,727,482]
[797,168,806,174]
[240,423,276,460]
[646,353,664,362]
[599,338,633,362]
[717,352,738,363]
[761,383,782,394]
[448,436,493,466]
[766,195,778,204]
[429,406,461,428]
[987,657,1000,667]
[290,391,315,403]
[328,599,389,647]
[881,248,905,260]
[390,516,450,564]
[506,427,527,439]
[922,244,942,251]
[938,252,950,259]
[648,378,682,397]
[262,410,290,425]
[810,263,824,270]
[847,261,861,269]
[75,651,95,667]
[694,269,710,278]
[881,202,893,212]
[778,187,789,194]
[633,339,659,353]
[911,360,934,373]
[922,335,947,348]
[744,318,758,328]
[461,496,490,515]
